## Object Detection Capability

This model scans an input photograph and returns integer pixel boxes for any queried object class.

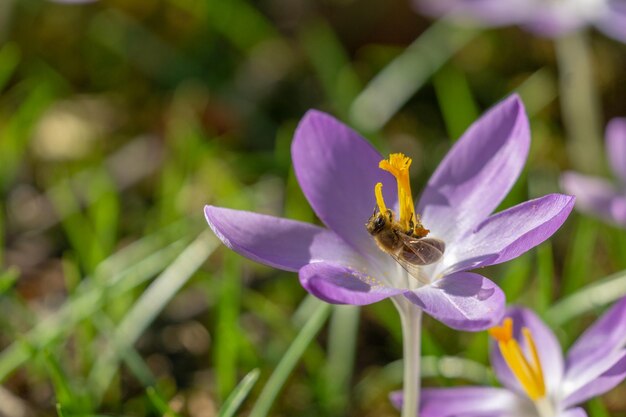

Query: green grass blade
[146,387,182,417]
[547,269,626,326]
[0,42,20,92]
[514,68,557,116]
[218,369,261,417]
[433,63,478,140]
[323,305,360,415]
[563,216,599,295]
[0,267,18,295]
[350,20,478,132]
[587,397,610,417]
[248,300,332,417]
[88,231,217,400]
[215,251,242,400]
[300,19,361,119]
[0,229,192,382]
[91,315,156,388]
[41,349,91,413]
[536,242,554,314]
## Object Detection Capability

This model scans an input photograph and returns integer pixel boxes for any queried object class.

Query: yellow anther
[489,318,546,401]
[378,153,417,232]
[523,328,546,396]
[375,182,387,215]
[488,317,513,341]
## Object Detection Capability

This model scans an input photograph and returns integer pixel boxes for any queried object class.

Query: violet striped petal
[298,262,405,305]
[561,172,626,226]
[417,95,530,244]
[291,110,396,261]
[404,272,505,331]
[563,350,626,408]
[390,387,527,417]
[565,297,626,383]
[204,206,361,272]
[606,118,626,183]
[444,194,575,273]
[490,307,564,395]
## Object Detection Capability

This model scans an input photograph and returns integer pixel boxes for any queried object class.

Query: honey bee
[366,209,445,279]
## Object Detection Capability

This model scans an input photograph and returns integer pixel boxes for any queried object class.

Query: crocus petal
[291,110,396,260]
[557,408,588,417]
[606,118,626,183]
[404,272,505,331]
[204,206,362,272]
[417,95,530,243]
[596,7,626,44]
[563,351,626,408]
[490,307,564,395]
[561,171,626,225]
[564,297,626,387]
[416,0,534,27]
[390,387,527,417]
[522,5,588,37]
[298,262,405,305]
[444,194,574,273]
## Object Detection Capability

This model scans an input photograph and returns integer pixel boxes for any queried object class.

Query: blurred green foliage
[0,1,625,416]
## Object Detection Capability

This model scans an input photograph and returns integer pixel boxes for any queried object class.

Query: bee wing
[388,250,429,285]
[398,235,445,266]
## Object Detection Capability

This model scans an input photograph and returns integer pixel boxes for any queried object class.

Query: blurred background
[1,0,626,416]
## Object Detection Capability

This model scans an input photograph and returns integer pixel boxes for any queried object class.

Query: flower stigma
[489,318,547,402]
[376,153,429,237]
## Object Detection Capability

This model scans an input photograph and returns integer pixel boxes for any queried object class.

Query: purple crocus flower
[204,94,574,331]
[561,118,626,227]
[392,299,626,417]
[415,0,626,42]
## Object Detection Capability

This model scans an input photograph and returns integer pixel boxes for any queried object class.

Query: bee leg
[385,209,394,222]
[407,214,415,235]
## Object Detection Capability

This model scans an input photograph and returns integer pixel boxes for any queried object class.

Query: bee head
[366,208,392,235]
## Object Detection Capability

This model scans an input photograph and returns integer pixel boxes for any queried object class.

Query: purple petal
[445,194,574,273]
[390,387,526,417]
[291,110,396,259]
[564,297,626,388]
[606,118,626,183]
[415,0,533,27]
[563,350,626,408]
[417,95,530,244]
[558,409,588,417]
[522,5,587,37]
[204,206,361,272]
[490,307,564,395]
[561,172,626,226]
[596,6,626,44]
[298,262,405,305]
[404,272,505,331]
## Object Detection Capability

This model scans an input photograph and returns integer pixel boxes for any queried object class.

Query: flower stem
[554,30,604,175]
[394,298,423,417]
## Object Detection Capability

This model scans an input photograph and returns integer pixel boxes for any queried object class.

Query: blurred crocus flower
[415,0,626,42]
[561,118,626,226]
[392,300,626,417]
[204,94,573,331]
